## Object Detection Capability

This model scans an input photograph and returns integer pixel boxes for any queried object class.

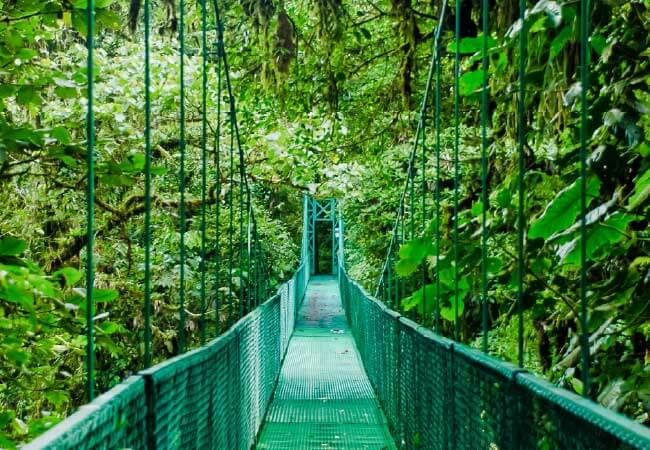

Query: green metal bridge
[25,197,650,449]
[20,0,650,448]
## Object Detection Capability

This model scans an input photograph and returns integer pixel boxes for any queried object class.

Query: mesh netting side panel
[451,345,520,450]
[238,310,263,449]
[515,373,650,450]
[414,327,453,450]
[340,273,401,446]
[380,308,400,439]
[143,336,232,449]
[210,331,239,449]
[279,283,290,356]
[339,270,650,450]
[396,318,419,448]
[258,298,282,439]
[23,376,147,450]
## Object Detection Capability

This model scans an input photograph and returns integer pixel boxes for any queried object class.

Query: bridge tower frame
[305,196,341,275]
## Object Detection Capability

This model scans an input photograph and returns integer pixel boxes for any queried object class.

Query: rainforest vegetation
[0,0,648,446]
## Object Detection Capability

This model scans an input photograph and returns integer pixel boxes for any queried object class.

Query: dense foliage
[0,0,648,446]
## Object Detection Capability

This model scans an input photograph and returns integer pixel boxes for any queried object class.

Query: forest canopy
[0,0,649,446]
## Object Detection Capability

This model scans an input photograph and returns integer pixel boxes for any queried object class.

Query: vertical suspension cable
[387,255,393,308]
[579,0,591,397]
[408,164,415,308]
[214,18,223,336]
[143,0,153,367]
[516,0,527,368]
[480,0,489,353]
[409,168,415,240]
[399,206,404,308]
[228,99,234,324]
[178,0,187,354]
[421,90,427,321]
[246,192,252,311]
[434,34,441,333]
[252,216,258,307]
[239,147,245,319]
[453,0,461,342]
[421,109,426,230]
[215,0,234,325]
[85,0,96,401]
[199,0,208,345]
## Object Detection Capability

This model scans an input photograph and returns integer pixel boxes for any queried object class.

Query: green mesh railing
[24,262,308,450]
[338,267,650,450]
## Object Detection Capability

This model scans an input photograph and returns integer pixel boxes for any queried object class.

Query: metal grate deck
[256,276,396,449]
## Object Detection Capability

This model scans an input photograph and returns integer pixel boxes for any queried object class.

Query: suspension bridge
[20,0,650,448]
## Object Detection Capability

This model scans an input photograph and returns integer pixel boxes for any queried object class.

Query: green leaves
[53,267,82,287]
[448,35,498,54]
[16,85,41,106]
[530,0,563,28]
[73,288,118,303]
[402,284,437,314]
[459,71,485,97]
[72,0,115,8]
[557,213,637,266]
[0,237,26,257]
[627,169,650,211]
[528,177,601,240]
[401,272,468,322]
[5,349,30,365]
[395,237,435,277]
[49,127,72,145]
[550,26,573,58]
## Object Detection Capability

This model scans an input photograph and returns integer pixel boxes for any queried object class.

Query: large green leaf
[440,277,469,322]
[550,26,573,58]
[529,177,600,240]
[0,237,26,256]
[440,297,464,322]
[558,212,637,265]
[401,283,437,315]
[628,169,650,211]
[459,71,484,97]
[448,35,498,54]
[395,237,435,277]
[53,267,82,286]
[73,287,118,303]
[0,283,33,310]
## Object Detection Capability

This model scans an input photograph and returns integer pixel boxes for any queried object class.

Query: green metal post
[85,0,96,401]
[480,0,489,353]
[579,0,591,397]
[214,21,223,336]
[434,31,441,333]
[516,0,527,368]
[453,0,461,342]
[178,0,187,354]
[143,0,153,367]
[199,0,208,345]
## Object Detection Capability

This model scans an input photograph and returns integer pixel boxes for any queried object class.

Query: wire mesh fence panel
[338,269,650,450]
[397,318,418,447]
[413,327,453,450]
[516,373,650,450]
[142,331,234,449]
[238,310,264,449]
[25,274,305,450]
[451,346,521,450]
[23,377,147,450]
[260,298,282,420]
[210,332,239,449]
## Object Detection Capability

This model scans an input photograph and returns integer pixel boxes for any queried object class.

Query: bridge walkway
[257,275,396,449]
